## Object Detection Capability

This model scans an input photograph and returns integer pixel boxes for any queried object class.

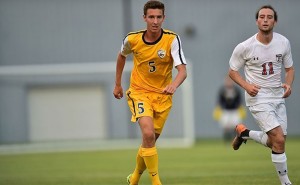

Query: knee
[143,130,155,143]
[274,135,285,146]
[271,135,285,152]
[268,128,285,149]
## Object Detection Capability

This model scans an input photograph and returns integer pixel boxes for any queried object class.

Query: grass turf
[0,138,299,185]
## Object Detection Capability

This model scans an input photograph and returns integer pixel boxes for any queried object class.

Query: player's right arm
[113,35,132,99]
[113,52,126,99]
[228,69,260,97]
[229,43,260,97]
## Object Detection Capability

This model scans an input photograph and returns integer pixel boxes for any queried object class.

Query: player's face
[144,9,165,34]
[256,8,276,33]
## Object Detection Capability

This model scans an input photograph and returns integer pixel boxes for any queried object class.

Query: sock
[130,146,146,185]
[249,131,268,147]
[271,152,292,185]
[142,146,162,185]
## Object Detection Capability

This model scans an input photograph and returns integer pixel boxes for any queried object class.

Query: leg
[232,124,269,149]
[128,146,147,185]
[138,116,162,185]
[234,103,292,184]
[238,103,283,148]
[267,104,292,185]
[224,127,234,143]
[139,116,156,148]
[267,126,285,153]
[234,125,292,184]
[126,91,164,185]
[268,127,292,185]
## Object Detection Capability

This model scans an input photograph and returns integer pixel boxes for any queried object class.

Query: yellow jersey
[121,29,186,93]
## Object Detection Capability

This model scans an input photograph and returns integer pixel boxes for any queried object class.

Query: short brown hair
[144,0,165,15]
[256,5,278,21]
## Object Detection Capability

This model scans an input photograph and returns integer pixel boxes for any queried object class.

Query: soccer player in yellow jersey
[113,1,187,185]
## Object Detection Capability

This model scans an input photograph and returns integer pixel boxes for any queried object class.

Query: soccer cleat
[126,174,132,185]
[232,124,248,150]
[127,174,139,185]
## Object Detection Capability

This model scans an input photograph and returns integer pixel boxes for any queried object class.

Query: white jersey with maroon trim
[229,32,293,106]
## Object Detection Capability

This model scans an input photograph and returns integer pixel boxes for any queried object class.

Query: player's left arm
[163,64,187,95]
[164,35,187,95]
[282,66,295,98]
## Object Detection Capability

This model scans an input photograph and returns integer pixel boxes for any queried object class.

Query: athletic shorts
[249,102,287,135]
[126,89,172,134]
[219,110,241,128]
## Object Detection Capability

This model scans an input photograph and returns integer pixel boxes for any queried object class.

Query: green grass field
[0,138,299,185]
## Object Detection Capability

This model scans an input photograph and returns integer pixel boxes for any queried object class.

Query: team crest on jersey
[276,54,283,63]
[157,49,166,59]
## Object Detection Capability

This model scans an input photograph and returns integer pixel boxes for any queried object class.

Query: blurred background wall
[0,0,299,144]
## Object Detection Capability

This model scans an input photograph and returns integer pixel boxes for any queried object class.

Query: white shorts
[219,110,241,128]
[249,102,287,135]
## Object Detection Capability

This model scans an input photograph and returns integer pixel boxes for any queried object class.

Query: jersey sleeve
[283,39,293,68]
[229,43,246,71]
[120,36,132,57]
[171,35,187,67]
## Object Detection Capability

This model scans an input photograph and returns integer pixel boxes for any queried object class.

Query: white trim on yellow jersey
[120,29,187,93]
[121,29,187,66]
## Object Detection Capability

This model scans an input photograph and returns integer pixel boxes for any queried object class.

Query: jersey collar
[142,29,163,45]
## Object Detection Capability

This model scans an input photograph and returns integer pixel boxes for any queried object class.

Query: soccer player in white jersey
[228,5,294,185]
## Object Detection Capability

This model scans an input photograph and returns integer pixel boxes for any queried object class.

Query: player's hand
[245,83,260,97]
[113,85,123,99]
[163,84,177,95]
[282,83,292,98]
